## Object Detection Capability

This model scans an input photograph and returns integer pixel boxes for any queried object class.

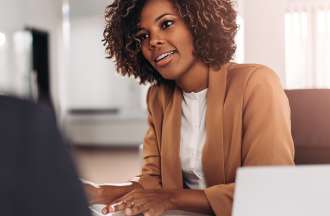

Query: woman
[85,0,295,215]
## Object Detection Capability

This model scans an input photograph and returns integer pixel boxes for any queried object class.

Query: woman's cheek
[142,50,152,64]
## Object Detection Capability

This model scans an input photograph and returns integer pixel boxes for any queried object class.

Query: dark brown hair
[103,0,238,85]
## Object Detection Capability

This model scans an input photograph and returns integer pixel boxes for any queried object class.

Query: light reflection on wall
[0,32,6,46]
[0,31,9,94]
[0,30,34,97]
[235,15,245,63]
[59,0,71,116]
[13,31,33,97]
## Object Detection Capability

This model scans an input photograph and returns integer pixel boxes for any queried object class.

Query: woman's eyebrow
[137,13,175,31]
[155,13,175,22]
[136,27,146,33]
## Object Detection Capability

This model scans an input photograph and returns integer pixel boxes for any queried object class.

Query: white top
[180,88,208,189]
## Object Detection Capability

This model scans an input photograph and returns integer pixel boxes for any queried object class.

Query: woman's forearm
[171,189,213,214]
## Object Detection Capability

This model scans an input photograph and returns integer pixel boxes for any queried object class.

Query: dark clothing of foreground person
[0,96,91,216]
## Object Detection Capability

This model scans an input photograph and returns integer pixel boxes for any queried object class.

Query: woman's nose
[149,36,164,49]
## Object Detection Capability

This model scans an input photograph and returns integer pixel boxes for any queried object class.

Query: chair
[285,89,330,164]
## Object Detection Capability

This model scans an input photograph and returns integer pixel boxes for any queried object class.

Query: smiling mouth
[154,50,177,63]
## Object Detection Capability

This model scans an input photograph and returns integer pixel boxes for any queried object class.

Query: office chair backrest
[285,89,330,164]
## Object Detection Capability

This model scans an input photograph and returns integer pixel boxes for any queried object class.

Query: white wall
[243,0,287,83]
[0,0,24,30]
[62,13,148,145]
[67,15,135,109]
[64,12,150,114]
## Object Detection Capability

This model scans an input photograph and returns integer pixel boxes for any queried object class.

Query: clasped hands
[102,189,176,216]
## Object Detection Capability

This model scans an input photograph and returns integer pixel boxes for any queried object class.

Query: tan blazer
[137,63,295,216]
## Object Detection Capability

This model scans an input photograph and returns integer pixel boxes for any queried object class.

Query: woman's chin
[159,70,181,81]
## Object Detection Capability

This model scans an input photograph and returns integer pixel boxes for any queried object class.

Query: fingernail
[102,208,108,214]
[125,208,132,215]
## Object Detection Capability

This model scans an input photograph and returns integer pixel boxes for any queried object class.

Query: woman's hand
[82,181,121,205]
[103,189,176,216]
[83,181,105,204]
[83,180,143,206]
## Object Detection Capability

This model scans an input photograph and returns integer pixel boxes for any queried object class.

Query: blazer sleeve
[204,183,234,216]
[241,65,295,166]
[136,86,162,189]
[204,66,295,216]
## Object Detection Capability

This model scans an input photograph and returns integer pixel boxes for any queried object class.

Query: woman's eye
[136,33,149,42]
[161,20,174,29]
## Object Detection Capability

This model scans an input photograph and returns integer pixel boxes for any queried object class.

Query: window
[285,0,330,88]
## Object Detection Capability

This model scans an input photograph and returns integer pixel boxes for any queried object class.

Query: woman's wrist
[99,182,140,204]
[96,186,107,203]
[98,185,121,203]
[168,190,181,210]
[166,189,213,214]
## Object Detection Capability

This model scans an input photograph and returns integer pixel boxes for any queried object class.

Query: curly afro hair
[103,0,238,85]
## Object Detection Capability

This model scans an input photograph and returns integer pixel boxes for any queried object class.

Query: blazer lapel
[161,86,183,189]
[203,64,229,186]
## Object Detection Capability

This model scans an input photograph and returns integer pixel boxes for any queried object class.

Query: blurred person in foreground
[85,0,295,215]
[0,95,91,216]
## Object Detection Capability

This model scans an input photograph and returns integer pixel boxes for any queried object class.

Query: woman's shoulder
[146,83,176,111]
[228,62,279,79]
[227,62,282,88]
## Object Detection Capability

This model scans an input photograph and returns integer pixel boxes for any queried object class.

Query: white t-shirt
[180,88,208,189]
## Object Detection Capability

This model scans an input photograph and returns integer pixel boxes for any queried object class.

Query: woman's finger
[124,197,152,215]
[104,193,140,213]
[111,188,143,205]
[144,206,164,216]
[115,194,148,212]
[144,208,156,216]
[103,189,149,214]
[102,200,126,214]
[104,191,134,213]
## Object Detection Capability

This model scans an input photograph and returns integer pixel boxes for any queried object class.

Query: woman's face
[136,0,197,80]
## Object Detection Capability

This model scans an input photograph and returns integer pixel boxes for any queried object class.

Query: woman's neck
[176,61,209,93]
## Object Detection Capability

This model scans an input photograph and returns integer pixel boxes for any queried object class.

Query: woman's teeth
[155,50,175,62]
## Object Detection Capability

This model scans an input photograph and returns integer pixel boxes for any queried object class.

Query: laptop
[233,165,330,216]
[90,204,210,216]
